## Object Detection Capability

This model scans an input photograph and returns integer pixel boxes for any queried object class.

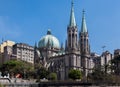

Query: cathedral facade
[36,1,91,80]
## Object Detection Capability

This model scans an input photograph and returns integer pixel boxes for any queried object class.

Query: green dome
[38,30,60,49]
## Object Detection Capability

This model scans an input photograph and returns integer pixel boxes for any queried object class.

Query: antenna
[72,0,74,5]
[2,37,4,43]
[102,46,106,52]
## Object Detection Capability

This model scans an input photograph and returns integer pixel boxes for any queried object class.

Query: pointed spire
[34,42,37,48]
[69,0,76,27]
[81,10,88,33]
[61,43,64,50]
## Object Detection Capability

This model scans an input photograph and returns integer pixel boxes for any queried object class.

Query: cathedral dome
[38,30,60,49]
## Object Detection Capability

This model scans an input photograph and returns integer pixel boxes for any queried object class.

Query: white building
[114,49,120,57]
[100,51,113,73]
[13,43,34,64]
[89,53,100,72]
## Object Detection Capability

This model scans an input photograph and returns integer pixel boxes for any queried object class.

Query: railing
[3,83,38,87]
[2,81,120,87]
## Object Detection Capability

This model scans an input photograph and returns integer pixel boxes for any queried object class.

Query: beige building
[0,40,15,64]
[0,40,15,53]
[2,42,34,64]
[3,46,13,63]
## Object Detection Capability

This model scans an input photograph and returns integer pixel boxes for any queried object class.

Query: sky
[0,0,120,55]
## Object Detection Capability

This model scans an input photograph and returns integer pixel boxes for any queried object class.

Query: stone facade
[36,1,91,80]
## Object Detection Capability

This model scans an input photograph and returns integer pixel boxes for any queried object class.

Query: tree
[68,69,82,80]
[111,55,120,75]
[88,67,115,83]
[0,60,34,78]
[48,72,57,80]
[89,68,105,82]
[0,84,3,87]
[36,67,49,79]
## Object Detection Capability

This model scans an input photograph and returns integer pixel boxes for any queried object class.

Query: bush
[48,72,57,80]
[68,69,82,80]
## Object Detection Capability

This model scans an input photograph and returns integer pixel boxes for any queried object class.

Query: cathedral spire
[81,10,87,33]
[34,42,37,48]
[69,0,76,27]
[67,0,78,52]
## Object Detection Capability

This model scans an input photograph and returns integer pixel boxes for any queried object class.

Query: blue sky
[0,0,120,54]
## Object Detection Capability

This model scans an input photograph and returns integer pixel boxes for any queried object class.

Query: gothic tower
[79,10,90,76]
[67,0,78,53]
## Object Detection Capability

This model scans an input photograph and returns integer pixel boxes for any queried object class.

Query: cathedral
[35,0,91,80]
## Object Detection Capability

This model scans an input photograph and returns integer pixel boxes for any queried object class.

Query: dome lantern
[47,29,52,35]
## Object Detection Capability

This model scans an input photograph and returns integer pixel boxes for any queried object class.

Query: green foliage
[89,69,106,81]
[0,84,3,87]
[0,60,34,78]
[0,60,51,80]
[36,67,49,79]
[48,72,57,80]
[68,69,82,80]
[88,55,120,83]
[88,68,115,83]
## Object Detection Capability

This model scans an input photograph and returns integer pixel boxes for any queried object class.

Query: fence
[2,81,120,87]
